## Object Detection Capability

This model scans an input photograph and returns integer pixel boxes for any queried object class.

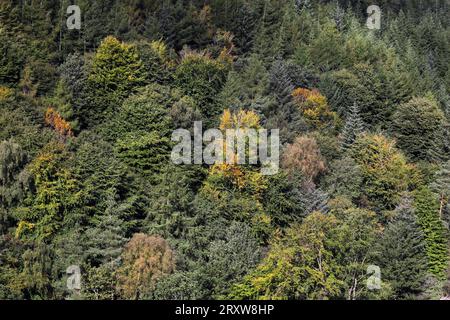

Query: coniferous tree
[303,188,330,215]
[341,103,365,150]
[0,140,28,233]
[265,59,306,143]
[414,187,449,279]
[84,195,128,266]
[86,36,146,127]
[377,196,428,299]
[392,97,446,162]
[430,161,450,221]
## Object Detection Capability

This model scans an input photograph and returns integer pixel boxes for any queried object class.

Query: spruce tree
[378,196,428,299]
[251,0,285,64]
[303,187,330,215]
[83,195,128,266]
[265,59,306,143]
[341,103,365,150]
[86,36,146,127]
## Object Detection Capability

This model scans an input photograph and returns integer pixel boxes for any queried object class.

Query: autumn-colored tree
[0,86,13,101]
[199,109,271,242]
[210,109,264,192]
[117,234,175,300]
[44,108,73,142]
[292,88,338,129]
[281,135,326,187]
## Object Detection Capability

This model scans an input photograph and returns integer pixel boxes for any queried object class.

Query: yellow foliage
[292,88,338,129]
[219,109,261,130]
[0,86,13,101]
[15,221,35,239]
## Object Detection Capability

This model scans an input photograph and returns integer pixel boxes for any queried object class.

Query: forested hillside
[0,0,449,300]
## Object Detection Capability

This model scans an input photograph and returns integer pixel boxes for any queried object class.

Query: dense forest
[0,0,449,300]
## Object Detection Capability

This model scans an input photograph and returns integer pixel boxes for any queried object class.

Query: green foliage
[392,97,447,162]
[14,143,83,241]
[174,52,228,119]
[86,36,146,126]
[0,31,23,85]
[351,134,413,211]
[81,264,117,300]
[104,84,175,142]
[308,22,346,72]
[324,156,363,201]
[228,212,344,300]
[264,59,305,143]
[134,40,172,84]
[151,271,204,300]
[145,163,205,240]
[413,187,449,279]
[320,64,385,127]
[331,206,381,300]
[83,196,128,266]
[1,0,449,301]
[262,172,306,228]
[340,103,365,150]
[205,222,262,298]
[115,131,171,176]
[0,140,28,233]
[376,196,428,299]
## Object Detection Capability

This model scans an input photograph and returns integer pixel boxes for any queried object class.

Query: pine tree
[0,32,22,85]
[378,196,428,299]
[341,103,365,150]
[294,0,311,13]
[134,40,171,85]
[232,2,258,54]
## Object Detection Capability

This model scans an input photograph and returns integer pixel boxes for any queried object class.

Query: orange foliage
[45,107,73,141]
[281,135,327,186]
[117,234,175,299]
